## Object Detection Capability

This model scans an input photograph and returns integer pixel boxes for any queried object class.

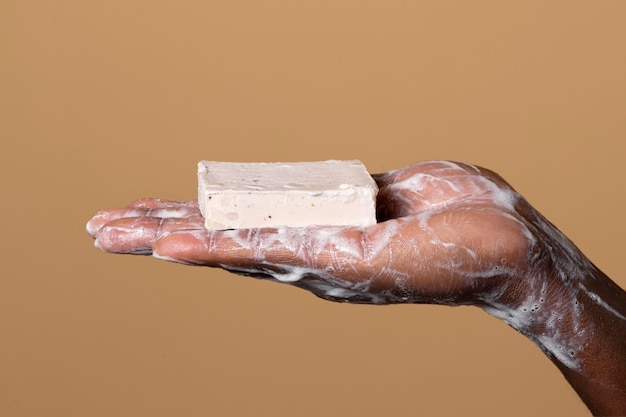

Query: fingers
[87,207,151,238]
[93,216,163,254]
[93,216,205,254]
[152,225,377,284]
[87,197,373,287]
[86,197,374,287]
[86,200,200,238]
[86,199,203,256]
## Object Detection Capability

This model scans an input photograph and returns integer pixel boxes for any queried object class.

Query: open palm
[87,161,626,415]
[87,161,537,306]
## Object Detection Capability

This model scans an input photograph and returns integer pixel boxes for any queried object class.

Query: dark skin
[87,161,626,415]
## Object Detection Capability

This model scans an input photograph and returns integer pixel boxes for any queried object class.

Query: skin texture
[86,161,626,415]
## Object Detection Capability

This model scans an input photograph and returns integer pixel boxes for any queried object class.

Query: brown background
[2,1,625,416]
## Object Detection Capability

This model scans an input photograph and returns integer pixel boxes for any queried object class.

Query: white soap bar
[197,160,378,230]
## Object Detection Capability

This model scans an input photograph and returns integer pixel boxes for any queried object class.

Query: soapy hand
[87,160,626,415]
[86,161,539,307]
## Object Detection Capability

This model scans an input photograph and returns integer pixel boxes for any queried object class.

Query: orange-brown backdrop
[2,2,625,416]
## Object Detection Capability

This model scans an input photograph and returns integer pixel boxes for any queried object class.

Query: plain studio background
[2,2,625,416]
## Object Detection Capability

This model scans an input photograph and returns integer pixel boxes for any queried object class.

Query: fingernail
[86,212,106,236]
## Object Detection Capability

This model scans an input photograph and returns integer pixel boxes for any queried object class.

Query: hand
[87,160,626,415]
[86,161,537,307]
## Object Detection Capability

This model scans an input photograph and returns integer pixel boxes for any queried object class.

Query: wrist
[479,228,626,415]
[480,262,589,369]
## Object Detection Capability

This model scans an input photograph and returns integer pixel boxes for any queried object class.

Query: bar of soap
[197,160,378,230]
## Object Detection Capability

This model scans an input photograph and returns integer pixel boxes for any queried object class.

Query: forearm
[482,260,626,415]
[549,268,626,416]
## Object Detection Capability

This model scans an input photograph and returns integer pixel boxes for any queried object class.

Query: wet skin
[87,161,626,416]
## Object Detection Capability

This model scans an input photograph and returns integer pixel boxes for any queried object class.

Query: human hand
[87,160,626,415]
[86,161,539,307]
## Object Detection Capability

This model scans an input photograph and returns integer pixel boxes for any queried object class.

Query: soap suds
[585,290,626,321]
